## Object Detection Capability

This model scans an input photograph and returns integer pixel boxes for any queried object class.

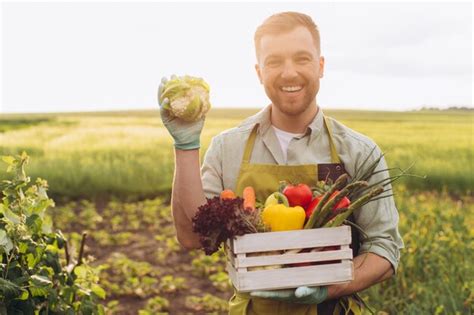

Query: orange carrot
[220,189,236,200]
[243,186,256,211]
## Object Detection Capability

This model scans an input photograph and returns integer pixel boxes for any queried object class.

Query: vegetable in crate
[158,75,211,122]
[243,186,256,211]
[262,204,306,231]
[220,189,236,200]
[282,183,313,208]
[304,147,415,230]
[192,195,263,255]
[264,192,289,207]
[305,191,350,219]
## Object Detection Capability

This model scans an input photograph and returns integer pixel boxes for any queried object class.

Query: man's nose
[281,60,298,79]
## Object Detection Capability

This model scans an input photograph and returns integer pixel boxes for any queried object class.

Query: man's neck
[270,103,319,134]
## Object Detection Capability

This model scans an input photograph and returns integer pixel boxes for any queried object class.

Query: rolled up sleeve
[353,145,405,274]
[201,135,224,199]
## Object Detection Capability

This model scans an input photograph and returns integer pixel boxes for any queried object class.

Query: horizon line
[1,105,473,116]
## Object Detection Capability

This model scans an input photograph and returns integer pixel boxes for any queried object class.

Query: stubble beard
[268,82,319,117]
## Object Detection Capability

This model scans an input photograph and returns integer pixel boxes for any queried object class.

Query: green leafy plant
[138,296,170,314]
[158,275,187,293]
[190,249,227,277]
[0,152,105,314]
[99,252,161,298]
[185,293,228,313]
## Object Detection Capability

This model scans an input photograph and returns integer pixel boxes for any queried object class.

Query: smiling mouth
[280,85,303,93]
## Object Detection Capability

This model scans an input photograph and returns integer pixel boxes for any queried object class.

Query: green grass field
[0,108,472,199]
[1,108,473,314]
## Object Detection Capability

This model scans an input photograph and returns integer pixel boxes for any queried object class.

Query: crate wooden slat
[235,247,353,268]
[226,225,354,292]
[227,261,353,292]
[232,225,352,254]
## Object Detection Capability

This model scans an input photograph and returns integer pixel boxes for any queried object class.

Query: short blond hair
[254,11,321,59]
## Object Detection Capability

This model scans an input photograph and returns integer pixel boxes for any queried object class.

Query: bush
[0,152,105,314]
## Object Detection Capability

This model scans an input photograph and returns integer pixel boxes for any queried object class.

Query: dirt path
[53,198,232,314]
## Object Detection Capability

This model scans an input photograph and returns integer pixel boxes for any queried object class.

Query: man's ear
[255,64,263,84]
[319,56,325,78]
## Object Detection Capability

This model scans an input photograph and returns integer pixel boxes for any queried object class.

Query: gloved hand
[158,76,205,150]
[250,286,328,304]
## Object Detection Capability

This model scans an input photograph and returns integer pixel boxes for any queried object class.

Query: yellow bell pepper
[261,204,306,231]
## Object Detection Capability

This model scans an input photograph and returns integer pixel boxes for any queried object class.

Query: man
[159,11,403,315]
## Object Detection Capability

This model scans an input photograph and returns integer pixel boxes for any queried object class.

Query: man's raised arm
[171,149,205,249]
[158,77,210,250]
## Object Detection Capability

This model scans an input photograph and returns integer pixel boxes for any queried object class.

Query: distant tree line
[419,106,473,111]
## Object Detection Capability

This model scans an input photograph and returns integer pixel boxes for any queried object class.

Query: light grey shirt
[201,105,404,273]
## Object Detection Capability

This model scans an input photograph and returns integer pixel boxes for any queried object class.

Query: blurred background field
[1,108,473,314]
[0,108,472,199]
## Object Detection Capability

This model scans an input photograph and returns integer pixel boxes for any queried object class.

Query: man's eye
[296,57,310,63]
[266,60,281,66]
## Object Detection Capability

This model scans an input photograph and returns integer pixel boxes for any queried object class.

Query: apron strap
[242,116,342,164]
[242,123,259,164]
[323,116,341,164]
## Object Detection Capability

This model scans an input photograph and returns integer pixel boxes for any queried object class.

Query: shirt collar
[237,104,271,134]
[307,106,324,136]
[238,104,325,138]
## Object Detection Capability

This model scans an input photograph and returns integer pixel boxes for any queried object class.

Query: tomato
[282,183,313,208]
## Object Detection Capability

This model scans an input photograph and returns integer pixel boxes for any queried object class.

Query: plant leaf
[0,277,20,297]
[18,289,29,300]
[1,156,15,165]
[30,274,52,286]
[91,284,106,299]
[0,229,14,254]
[26,214,42,234]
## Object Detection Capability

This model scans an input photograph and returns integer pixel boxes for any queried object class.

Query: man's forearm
[326,252,394,300]
[171,148,206,249]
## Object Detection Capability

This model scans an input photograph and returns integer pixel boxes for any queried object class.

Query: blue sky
[1,1,472,113]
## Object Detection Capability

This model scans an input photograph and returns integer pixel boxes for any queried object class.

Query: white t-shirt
[272,125,305,163]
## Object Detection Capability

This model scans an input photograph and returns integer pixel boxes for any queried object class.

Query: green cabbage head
[159,75,211,122]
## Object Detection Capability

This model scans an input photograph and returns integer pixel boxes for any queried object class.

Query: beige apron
[229,116,354,315]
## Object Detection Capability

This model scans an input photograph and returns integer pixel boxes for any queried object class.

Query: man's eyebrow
[294,50,313,57]
[264,50,313,62]
[263,54,280,62]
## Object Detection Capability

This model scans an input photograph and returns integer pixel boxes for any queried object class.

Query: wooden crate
[226,225,353,292]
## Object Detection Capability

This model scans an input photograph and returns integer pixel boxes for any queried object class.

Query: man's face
[255,26,324,117]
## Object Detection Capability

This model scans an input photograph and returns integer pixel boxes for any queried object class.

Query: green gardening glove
[250,286,328,304]
[158,76,205,150]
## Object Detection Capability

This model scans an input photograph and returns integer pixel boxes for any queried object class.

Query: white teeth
[281,86,302,92]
